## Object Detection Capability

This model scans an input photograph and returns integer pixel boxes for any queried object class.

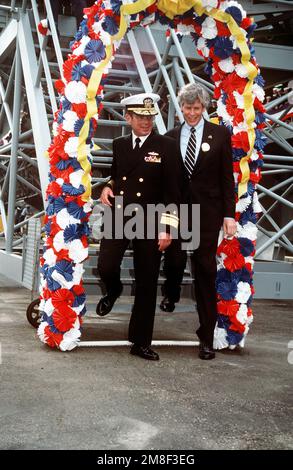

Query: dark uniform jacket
[108,131,181,233]
[166,120,235,233]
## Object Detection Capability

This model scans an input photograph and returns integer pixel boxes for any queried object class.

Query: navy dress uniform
[97,93,181,360]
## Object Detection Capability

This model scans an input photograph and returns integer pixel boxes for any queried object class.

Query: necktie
[184,127,196,178]
[134,137,141,151]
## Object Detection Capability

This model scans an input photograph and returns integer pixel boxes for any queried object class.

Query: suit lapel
[192,120,211,175]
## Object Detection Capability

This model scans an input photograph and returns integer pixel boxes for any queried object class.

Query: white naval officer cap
[121,92,160,116]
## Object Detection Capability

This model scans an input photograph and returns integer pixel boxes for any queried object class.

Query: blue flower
[255,111,265,125]
[61,97,72,112]
[81,64,94,79]
[225,6,243,25]
[74,119,85,136]
[254,129,267,151]
[47,274,61,291]
[62,183,85,196]
[67,201,86,219]
[72,63,83,81]
[56,159,71,170]
[214,37,234,59]
[46,202,55,216]
[238,238,255,257]
[110,0,122,15]
[239,206,258,225]
[64,224,80,243]
[73,292,86,307]
[45,314,60,333]
[232,267,252,284]
[232,148,246,160]
[217,279,238,300]
[55,260,73,282]
[54,197,66,213]
[255,74,265,87]
[102,15,119,35]
[227,329,244,345]
[84,40,106,63]
[217,315,230,330]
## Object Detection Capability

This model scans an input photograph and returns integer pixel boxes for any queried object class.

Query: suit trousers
[98,237,161,347]
[162,239,187,302]
[191,231,219,348]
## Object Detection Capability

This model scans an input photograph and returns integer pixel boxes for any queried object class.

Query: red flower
[224,253,246,271]
[72,284,84,296]
[232,132,250,152]
[229,321,245,334]
[241,17,253,30]
[55,79,65,94]
[217,238,240,257]
[52,307,77,332]
[222,72,247,95]
[44,325,63,348]
[46,181,62,198]
[218,300,239,317]
[72,103,87,118]
[51,288,74,307]
[216,20,230,37]
[233,108,244,126]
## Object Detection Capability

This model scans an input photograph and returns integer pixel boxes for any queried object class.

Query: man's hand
[100,186,114,206]
[223,218,237,238]
[158,232,172,252]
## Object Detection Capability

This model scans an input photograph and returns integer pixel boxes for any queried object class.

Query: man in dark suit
[96,93,180,361]
[160,83,237,360]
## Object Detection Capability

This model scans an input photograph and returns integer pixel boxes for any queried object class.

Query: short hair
[178,83,210,108]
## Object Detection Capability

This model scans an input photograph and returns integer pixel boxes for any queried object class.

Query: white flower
[253,192,262,214]
[69,169,84,188]
[53,230,65,252]
[218,57,235,73]
[72,35,91,56]
[64,81,87,104]
[64,136,79,157]
[250,149,259,161]
[52,121,58,136]
[73,263,85,285]
[234,121,249,134]
[221,1,246,19]
[235,281,251,303]
[202,0,218,12]
[56,208,80,230]
[197,37,210,58]
[201,16,217,39]
[59,325,81,351]
[236,304,248,324]
[235,63,248,78]
[68,239,88,263]
[43,248,57,266]
[37,322,47,343]
[236,195,251,213]
[233,91,245,109]
[213,326,229,350]
[237,221,258,240]
[176,23,195,35]
[253,83,265,102]
[83,201,93,213]
[62,110,78,132]
[51,270,74,290]
[56,178,64,186]
[217,101,233,127]
[43,298,54,316]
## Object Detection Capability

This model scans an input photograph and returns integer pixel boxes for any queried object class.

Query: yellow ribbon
[157,0,195,18]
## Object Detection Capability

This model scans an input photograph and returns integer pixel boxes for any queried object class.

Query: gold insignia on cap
[143,97,153,109]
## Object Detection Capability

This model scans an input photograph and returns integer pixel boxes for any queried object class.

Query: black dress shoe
[96,294,117,316]
[130,344,159,361]
[199,341,215,360]
[160,297,175,312]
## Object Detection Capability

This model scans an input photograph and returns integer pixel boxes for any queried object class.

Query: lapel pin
[201,142,210,152]
[208,135,213,139]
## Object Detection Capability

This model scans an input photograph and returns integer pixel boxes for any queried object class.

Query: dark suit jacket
[166,120,235,233]
[109,131,181,231]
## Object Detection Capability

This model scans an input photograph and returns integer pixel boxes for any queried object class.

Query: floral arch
[38,0,265,351]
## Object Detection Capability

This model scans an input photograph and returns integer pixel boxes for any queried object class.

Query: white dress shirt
[132,132,150,149]
[180,117,205,164]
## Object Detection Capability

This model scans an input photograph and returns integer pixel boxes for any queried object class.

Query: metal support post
[6,37,22,253]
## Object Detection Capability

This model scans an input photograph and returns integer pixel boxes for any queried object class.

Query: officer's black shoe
[199,341,215,360]
[96,294,117,316]
[130,344,160,361]
[159,297,175,312]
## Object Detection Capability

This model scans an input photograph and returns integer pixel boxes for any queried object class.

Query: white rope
[78,340,199,347]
